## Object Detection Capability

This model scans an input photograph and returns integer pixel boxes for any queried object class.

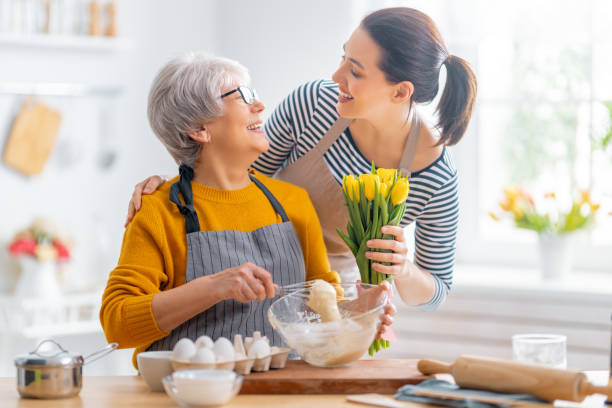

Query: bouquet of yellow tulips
[337,163,409,355]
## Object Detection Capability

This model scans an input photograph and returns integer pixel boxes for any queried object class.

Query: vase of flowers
[7,217,71,298]
[490,187,600,280]
[537,233,573,280]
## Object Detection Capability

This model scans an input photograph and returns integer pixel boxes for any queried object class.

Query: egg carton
[170,331,289,375]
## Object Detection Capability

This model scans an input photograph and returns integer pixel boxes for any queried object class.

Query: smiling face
[203,78,268,163]
[331,26,411,119]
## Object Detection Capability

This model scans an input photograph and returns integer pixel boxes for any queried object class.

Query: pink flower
[8,238,37,256]
[52,241,70,261]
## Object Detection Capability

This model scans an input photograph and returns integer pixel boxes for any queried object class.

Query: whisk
[274,280,318,297]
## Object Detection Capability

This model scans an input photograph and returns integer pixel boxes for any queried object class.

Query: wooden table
[2,372,609,407]
[0,375,417,408]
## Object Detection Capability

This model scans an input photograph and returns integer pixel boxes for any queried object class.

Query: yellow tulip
[391,178,409,205]
[379,182,390,198]
[576,189,600,213]
[503,185,520,199]
[359,174,379,201]
[579,189,591,205]
[343,175,356,201]
[510,203,524,218]
[376,168,396,185]
[499,198,513,212]
[353,180,360,203]
[499,185,534,214]
[343,175,360,203]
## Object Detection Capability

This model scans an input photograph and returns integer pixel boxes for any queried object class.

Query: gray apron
[148,165,305,350]
[276,112,421,283]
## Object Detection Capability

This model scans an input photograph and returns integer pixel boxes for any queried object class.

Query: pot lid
[14,339,83,367]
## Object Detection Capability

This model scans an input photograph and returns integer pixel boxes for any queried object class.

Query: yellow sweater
[100,171,339,366]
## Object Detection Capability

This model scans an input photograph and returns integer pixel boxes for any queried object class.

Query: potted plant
[7,217,71,298]
[490,187,600,279]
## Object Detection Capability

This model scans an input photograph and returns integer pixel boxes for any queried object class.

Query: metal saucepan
[15,339,117,399]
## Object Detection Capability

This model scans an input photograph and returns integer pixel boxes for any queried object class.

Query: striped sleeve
[251,81,321,175]
[411,171,458,312]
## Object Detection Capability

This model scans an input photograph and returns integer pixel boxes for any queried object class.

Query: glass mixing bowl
[268,281,388,367]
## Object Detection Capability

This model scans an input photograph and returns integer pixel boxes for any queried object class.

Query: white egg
[191,347,215,363]
[213,337,235,362]
[247,339,271,359]
[172,338,196,362]
[195,335,214,349]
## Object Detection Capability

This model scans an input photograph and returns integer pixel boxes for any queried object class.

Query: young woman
[126,7,477,312]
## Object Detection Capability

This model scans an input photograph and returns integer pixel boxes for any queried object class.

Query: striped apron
[148,165,305,351]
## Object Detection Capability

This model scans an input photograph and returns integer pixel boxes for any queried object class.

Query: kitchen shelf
[0,33,130,51]
[0,81,123,97]
[0,291,102,339]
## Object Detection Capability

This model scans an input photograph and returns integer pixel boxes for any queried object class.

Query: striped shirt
[252,80,458,311]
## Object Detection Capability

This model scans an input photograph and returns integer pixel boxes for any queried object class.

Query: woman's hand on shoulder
[210,262,276,303]
[125,175,169,227]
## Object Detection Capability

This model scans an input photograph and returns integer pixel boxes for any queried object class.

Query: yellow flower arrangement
[490,186,600,234]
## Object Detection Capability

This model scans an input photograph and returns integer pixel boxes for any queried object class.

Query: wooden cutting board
[3,97,62,176]
[240,359,427,394]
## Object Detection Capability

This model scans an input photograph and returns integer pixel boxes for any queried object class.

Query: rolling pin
[418,355,612,402]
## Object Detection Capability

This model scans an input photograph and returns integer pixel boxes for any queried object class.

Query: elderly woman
[100,52,394,365]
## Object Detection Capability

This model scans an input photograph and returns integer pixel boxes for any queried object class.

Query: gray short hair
[147,52,250,167]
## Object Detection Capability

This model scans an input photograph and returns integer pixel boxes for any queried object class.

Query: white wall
[214,0,368,121]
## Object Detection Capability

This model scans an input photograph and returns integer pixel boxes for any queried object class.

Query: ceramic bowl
[162,369,242,407]
[137,351,174,392]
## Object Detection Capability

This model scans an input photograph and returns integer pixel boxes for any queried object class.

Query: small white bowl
[162,369,242,407]
[137,351,174,392]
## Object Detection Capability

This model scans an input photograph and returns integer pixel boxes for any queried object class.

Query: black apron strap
[249,174,289,222]
[169,164,201,233]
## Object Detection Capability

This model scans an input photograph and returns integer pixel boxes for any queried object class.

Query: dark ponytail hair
[361,7,477,146]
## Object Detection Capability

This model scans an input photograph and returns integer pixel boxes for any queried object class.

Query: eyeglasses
[220,86,259,105]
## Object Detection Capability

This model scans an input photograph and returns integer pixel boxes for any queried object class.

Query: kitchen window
[380,0,612,272]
